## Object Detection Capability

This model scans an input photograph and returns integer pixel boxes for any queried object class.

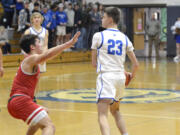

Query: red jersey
[10,61,40,99]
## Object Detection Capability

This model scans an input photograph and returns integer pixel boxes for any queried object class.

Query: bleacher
[2,26,91,67]
[0,2,92,67]
[3,24,91,67]
[3,51,91,67]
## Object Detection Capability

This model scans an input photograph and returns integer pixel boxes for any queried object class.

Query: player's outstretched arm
[29,31,81,66]
[127,51,139,78]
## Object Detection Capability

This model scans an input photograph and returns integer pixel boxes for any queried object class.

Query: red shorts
[7,94,46,125]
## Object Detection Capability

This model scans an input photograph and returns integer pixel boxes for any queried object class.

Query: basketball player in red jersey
[7,31,80,135]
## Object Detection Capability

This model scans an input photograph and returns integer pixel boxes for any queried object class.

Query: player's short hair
[20,34,39,54]
[104,7,120,24]
[30,12,44,24]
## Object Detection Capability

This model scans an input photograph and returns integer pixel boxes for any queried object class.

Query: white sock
[123,133,129,135]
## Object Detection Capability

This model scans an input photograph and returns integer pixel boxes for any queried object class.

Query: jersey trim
[29,28,32,34]
[96,50,100,73]
[21,61,38,75]
[29,27,32,34]
[29,110,47,126]
[97,98,119,103]
[31,27,44,35]
[97,32,104,49]
[106,28,119,32]
[98,65,103,99]
[26,106,43,124]
[125,36,128,48]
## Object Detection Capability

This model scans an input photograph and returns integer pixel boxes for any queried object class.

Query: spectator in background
[17,1,30,33]
[74,3,83,50]
[56,3,67,44]
[80,4,93,50]
[1,0,16,28]
[64,1,69,9]
[42,5,52,29]
[87,2,93,11]
[81,2,86,11]
[48,3,58,48]
[74,3,82,31]
[98,4,104,19]
[32,2,41,13]
[29,0,38,14]
[146,12,160,58]
[172,18,180,63]
[89,4,101,34]
[16,0,24,17]
[65,3,75,44]
[50,0,59,4]
[98,4,105,31]
[0,26,11,54]
[88,4,101,49]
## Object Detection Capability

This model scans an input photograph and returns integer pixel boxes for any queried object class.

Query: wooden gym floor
[0,58,180,135]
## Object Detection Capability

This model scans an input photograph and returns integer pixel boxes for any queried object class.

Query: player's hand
[125,71,132,86]
[125,72,132,79]
[127,72,133,79]
[67,31,81,47]
[0,67,4,77]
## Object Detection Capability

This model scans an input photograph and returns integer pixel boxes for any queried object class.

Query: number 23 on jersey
[107,39,123,56]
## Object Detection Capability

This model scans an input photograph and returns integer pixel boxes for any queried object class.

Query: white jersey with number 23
[91,28,134,74]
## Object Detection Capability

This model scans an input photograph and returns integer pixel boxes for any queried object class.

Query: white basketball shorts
[96,72,126,102]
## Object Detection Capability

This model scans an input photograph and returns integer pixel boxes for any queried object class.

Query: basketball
[125,72,132,86]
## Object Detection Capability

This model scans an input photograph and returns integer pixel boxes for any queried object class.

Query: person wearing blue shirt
[56,3,67,44]
[47,4,58,48]
[42,5,52,30]
[16,0,24,16]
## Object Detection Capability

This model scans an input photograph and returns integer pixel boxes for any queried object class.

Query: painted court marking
[1,104,180,120]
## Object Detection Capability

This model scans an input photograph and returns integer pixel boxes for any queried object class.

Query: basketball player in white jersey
[91,7,139,135]
[24,12,48,73]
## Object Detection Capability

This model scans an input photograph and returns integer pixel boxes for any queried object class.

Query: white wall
[167,0,180,6]
[85,0,180,6]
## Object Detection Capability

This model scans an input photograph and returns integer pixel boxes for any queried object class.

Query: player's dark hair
[20,34,39,54]
[104,7,120,24]
[34,2,39,7]
[50,3,58,10]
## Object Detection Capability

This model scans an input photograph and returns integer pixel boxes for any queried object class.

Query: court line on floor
[49,108,180,120]
[1,78,179,88]
[1,104,180,120]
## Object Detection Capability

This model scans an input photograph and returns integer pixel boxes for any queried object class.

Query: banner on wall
[160,8,167,42]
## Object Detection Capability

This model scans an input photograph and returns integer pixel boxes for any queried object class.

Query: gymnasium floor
[0,58,180,135]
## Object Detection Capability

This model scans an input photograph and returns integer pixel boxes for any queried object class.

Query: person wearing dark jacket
[1,0,16,28]
[146,12,160,58]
